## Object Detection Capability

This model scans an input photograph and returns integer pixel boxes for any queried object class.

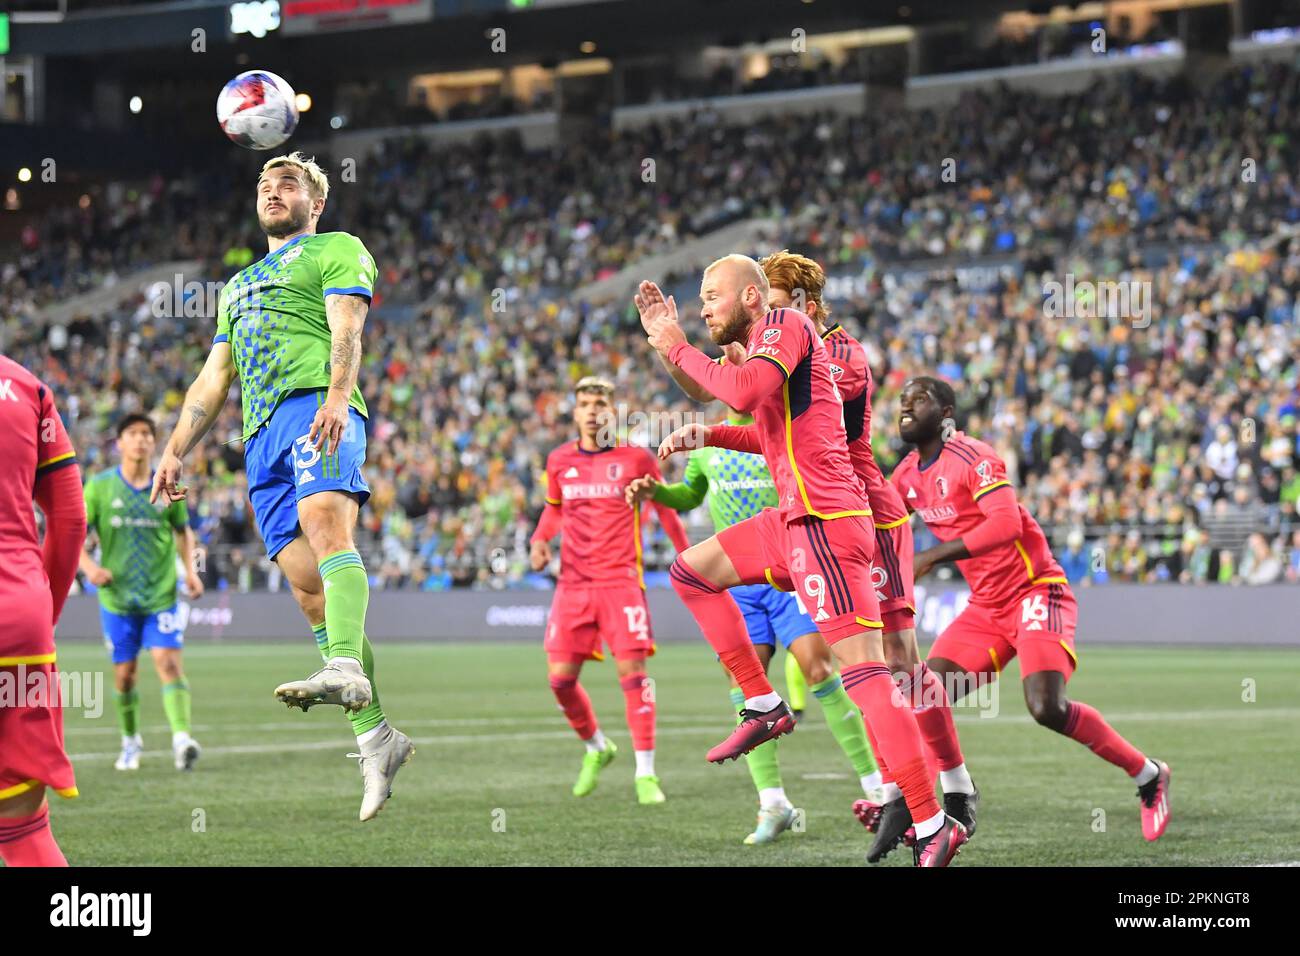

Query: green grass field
[46,640,1300,866]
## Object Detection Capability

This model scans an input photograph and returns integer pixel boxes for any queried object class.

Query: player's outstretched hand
[309,400,350,457]
[633,280,671,334]
[721,342,748,366]
[152,451,187,503]
[529,539,552,572]
[185,572,205,600]
[658,423,711,460]
[625,475,660,506]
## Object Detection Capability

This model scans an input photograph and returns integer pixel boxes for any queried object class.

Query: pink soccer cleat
[1138,760,1172,842]
[706,702,795,763]
[912,815,968,868]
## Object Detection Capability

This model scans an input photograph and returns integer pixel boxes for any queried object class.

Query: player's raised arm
[153,341,237,504]
[640,452,691,552]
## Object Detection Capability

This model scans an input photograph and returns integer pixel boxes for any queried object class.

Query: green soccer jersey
[214,231,376,440]
[652,414,778,531]
[84,469,190,616]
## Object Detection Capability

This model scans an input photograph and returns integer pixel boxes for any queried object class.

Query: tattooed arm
[310,292,369,456]
[152,342,237,503]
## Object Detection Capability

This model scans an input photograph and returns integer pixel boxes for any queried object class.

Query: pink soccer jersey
[891,431,1066,609]
[540,441,688,588]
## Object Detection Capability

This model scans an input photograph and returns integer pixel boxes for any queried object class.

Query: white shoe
[174,735,201,771]
[274,658,373,713]
[351,726,415,822]
[114,735,142,771]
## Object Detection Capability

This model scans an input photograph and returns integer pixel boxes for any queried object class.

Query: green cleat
[635,774,666,805]
[573,741,617,797]
[743,805,796,845]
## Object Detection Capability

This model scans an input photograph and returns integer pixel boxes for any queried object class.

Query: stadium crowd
[1,61,1297,592]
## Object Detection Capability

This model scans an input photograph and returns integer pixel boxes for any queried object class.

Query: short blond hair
[259,151,330,201]
[574,375,614,398]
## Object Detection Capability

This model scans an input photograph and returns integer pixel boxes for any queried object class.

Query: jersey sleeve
[652,450,709,511]
[34,386,77,481]
[542,454,562,507]
[745,308,812,381]
[962,447,1012,504]
[318,233,378,303]
[889,457,915,513]
[214,282,232,345]
[83,476,99,529]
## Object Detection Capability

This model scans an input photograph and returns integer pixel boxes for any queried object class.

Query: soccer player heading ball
[637,255,967,866]
[893,376,1172,842]
[152,152,412,822]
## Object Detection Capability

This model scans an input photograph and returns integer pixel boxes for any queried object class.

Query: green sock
[311,621,384,737]
[731,687,781,793]
[348,632,385,737]
[161,679,192,735]
[784,650,807,711]
[114,689,140,737]
[318,550,368,662]
[811,673,877,777]
[311,621,329,661]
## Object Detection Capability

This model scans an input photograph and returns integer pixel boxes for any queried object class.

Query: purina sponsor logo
[49,886,151,936]
[918,504,958,523]
[562,482,622,500]
[486,605,550,627]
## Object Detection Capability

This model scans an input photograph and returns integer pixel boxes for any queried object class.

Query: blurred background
[3,0,1299,597]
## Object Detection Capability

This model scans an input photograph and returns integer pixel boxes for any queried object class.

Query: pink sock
[669,558,772,699]
[1063,701,1147,775]
[0,806,68,867]
[909,663,965,771]
[549,675,598,741]
[619,673,656,751]
[842,663,942,823]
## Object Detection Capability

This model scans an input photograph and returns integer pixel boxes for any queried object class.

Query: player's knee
[803,654,834,685]
[1025,689,1069,730]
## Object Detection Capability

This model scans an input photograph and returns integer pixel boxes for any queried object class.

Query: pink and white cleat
[1138,760,1172,842]
[912,815,968,868]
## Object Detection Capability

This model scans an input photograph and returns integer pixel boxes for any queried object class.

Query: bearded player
[153,152,412,822]
[0,355,86,866]
[640,256,967,866]
[760,251,977,860]
[893,376,1172,841]
[530,376,691,804]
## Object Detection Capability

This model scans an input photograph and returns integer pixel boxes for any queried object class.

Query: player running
[640,255,967,866]
[760,251,977,860]
[80,414,204,773]
[893,376,1172,842]
[626,403,885,845]
[530,376,691,804]
[153,151,412,822]
[0,355,86,866]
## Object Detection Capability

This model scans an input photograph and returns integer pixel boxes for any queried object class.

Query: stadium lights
[17,167,31,182]
[579,40,597,54]
[295,92,312,112]
[129,96,143,114]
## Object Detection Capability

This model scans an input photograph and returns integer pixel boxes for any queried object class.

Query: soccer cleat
[852,798,884,832]
[573,741,618,797]
[1138,760,1172,841]
[865,797,913,862]
[114,735,142,771]
[912,814,968,867]
[635,774,666,805]
[706,701,795,763]
[743,805,796,845]
[943,784,979,838]
[173,735,202,772]
[351,726,415,822]
[274,659,373,713]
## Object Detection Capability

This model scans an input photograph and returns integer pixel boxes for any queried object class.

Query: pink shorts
[871,519,916,632]
[717,508,882,645]
[545,584,655,662]
[928,582,1078,679]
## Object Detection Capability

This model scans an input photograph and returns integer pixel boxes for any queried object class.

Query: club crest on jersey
[606,462,623,482]
[935,476,949,498]
[281,246,303,264]
[829,363,844,379]
[762,328,782,344]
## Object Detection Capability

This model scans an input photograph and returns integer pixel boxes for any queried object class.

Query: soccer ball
[216,70,299,150]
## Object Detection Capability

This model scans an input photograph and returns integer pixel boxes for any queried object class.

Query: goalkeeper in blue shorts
[626,406,884,844]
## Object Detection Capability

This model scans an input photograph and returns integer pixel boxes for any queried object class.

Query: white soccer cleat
[114,735,143,771]
[174,735,201,771]
[351,726,415,822]
[274,658,373,713]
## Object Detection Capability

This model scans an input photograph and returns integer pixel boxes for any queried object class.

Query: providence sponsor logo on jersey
[49,886,151,936]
